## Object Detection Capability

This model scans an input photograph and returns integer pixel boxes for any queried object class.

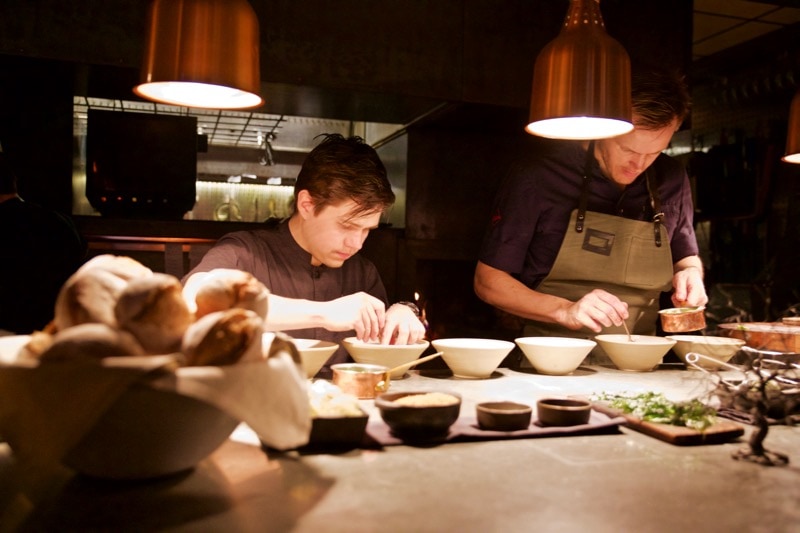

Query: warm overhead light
[526,0,632,140]
[134,0,263,110]
[782,89,800,164]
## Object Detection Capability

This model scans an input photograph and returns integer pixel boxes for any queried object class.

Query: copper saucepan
[659,306,706,332]
[331,352,443,399]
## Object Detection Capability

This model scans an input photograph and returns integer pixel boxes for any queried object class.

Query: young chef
[184,134,425,368]
[474,68,708,352]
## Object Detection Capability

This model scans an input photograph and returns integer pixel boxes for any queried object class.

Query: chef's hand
[379,303,427,345]
[559,289,629,333]
[671,266,708,308]
[320,292,386,342]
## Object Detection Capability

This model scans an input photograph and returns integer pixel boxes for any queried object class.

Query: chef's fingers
[594,290,629,322]
[566,290,627,332]
[671,269,708,308]
[362,303,383,342]
[379,304,425,345]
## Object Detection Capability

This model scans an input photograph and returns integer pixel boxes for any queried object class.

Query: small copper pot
[331,363,391,399]
[659,306,706,332]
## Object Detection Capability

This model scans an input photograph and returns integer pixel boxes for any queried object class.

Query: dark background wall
[1,0,795,339]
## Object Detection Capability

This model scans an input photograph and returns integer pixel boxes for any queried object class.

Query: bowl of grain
[375,391,461,440]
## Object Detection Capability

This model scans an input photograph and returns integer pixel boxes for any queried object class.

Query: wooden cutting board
[591,402,745,446]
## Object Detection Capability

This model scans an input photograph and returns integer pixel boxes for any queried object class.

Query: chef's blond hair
[631,67,691,130]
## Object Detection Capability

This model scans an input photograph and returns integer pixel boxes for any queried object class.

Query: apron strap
[575,140,595,233]
[645,170,664,247]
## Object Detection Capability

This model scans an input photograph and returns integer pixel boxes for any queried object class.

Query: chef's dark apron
[522,143,674,364]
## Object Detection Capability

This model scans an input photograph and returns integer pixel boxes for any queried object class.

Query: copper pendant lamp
[782,89,800,164]
[134,0,263,110]
[526,0,633,140]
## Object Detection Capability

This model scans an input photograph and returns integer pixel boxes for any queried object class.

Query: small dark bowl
[305,409,369,450]
[375,391,461,440]
[476,401,532,431]
[536,398,592,427]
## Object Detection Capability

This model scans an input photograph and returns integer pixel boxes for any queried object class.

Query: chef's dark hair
[0,152,19,195]
[631,67,691,130]
[294,133,395,217]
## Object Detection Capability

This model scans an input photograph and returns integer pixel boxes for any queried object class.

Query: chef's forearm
[673,255,704,277]
[474,261,570,324]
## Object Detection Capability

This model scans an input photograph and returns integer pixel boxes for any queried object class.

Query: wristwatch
[395,301,421,317]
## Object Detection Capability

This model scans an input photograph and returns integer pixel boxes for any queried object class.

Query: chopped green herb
[594,391,717,431]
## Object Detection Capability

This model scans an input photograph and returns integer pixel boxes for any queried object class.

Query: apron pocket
[624,235,672,289]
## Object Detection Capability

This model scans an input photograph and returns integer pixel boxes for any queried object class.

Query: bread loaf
[115,273,194,354]
[181,308,264,366]
[37,323,146,362]
[183,268,269,320]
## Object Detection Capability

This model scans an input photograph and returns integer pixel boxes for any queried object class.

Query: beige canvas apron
[522,144,674,364]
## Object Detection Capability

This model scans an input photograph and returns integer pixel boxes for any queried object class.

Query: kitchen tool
[385,351,442,376]
[331,352,443,399]
[659,306,706,332]
[331,363,391,399]
[718,322,800,353]
[667,335,745,370]
[373,351,444,391]
[621,320,635,342]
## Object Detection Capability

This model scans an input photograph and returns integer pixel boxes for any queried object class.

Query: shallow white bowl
[595,334,676,372]
[515,337,596,375]
[342,337,430,378]
[667,335,745,370]
[431,338,514,379]
[291,338,339,378]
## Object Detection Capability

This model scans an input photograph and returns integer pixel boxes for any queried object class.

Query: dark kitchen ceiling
[693,0,800,60]
[74,1,800,152]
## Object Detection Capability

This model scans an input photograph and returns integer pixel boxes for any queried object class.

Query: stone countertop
[1,365,798,532]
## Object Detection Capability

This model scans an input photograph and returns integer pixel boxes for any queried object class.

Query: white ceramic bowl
[667,335,745,370]
[515,337,596,375]
[342,337,430,379]
[291,338,339,378]
[594,334,676,372]
[431,338,514,379]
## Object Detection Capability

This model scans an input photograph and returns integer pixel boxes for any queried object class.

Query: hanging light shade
[526,0,632,140]
[134,0,263,110]
[782,89,800,164]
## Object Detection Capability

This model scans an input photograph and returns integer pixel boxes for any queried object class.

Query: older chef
[474,68,708,346]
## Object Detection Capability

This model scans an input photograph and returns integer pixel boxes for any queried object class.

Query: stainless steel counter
[1,365,798,532]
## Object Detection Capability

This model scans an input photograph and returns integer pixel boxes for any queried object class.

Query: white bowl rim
[431,338,515,349]
[665,335,746,345]
[595,334,676,346]
[292,338,339,350]
[515,336,596,347]
[342,337,430,348]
